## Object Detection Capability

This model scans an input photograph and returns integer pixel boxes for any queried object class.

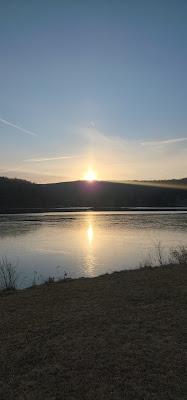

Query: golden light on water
[87,223,94,245]
[85,221,95,275]
[84,169,97,182]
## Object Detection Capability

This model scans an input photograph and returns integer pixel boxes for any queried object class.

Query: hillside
[0,177,187,210]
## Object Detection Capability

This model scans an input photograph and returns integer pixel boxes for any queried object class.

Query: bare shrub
[169,245,187,265]
[0,257,19,290]
[140,241,167,269]
[44,276,55,284]
[154,241,166,266]
[140,242,187,270]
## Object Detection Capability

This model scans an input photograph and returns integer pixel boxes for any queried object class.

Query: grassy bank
[0,264,186,400]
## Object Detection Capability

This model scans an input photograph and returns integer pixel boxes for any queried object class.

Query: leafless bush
[140,241,167,269]
[154,241,167,266]
[140,242,187,270]
[44,276,55,284]
[0,257,19,290]
[169,245,187,265]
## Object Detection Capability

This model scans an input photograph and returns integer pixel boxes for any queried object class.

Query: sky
[0,0,187,183]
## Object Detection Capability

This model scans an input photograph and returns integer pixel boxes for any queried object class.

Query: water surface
[0,211,187,286]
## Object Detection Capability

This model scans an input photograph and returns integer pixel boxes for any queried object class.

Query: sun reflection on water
[85,220,96,275]
[87,223,94,245]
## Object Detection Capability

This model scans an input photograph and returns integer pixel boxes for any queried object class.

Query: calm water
[0,211,187,286]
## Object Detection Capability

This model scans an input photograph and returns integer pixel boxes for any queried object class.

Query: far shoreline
[1,206,187,214]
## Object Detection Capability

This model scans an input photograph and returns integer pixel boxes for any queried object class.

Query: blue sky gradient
[0,0,186,182]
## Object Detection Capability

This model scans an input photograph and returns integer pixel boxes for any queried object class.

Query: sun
[84,169,97,182]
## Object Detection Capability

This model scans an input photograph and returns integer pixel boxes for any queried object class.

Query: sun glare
[84,169,97,182]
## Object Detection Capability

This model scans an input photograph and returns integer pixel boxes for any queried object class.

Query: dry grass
[0,264,186,399]
[0,257,19,291]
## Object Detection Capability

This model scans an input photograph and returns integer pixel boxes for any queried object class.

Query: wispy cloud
[0,117,38,137]
[81,127,187,180]
[141,137,187,146]
[24,155,81,162]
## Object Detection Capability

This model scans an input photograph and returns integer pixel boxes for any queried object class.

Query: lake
[0,211,187,287]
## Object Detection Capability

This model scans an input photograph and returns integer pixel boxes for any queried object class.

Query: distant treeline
[0,176,187,210]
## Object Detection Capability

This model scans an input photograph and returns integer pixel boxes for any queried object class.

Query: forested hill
[0,176,187,210]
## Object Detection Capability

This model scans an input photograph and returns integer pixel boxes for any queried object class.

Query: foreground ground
[0,265,186,400]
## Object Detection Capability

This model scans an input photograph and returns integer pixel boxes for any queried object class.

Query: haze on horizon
[0,1,186,183]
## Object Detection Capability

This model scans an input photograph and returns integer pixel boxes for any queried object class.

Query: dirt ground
[0,265,186,400]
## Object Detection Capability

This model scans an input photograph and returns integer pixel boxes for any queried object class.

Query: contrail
[0,117,38,137]
[25,155,80,162]
[142,137,187,146]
